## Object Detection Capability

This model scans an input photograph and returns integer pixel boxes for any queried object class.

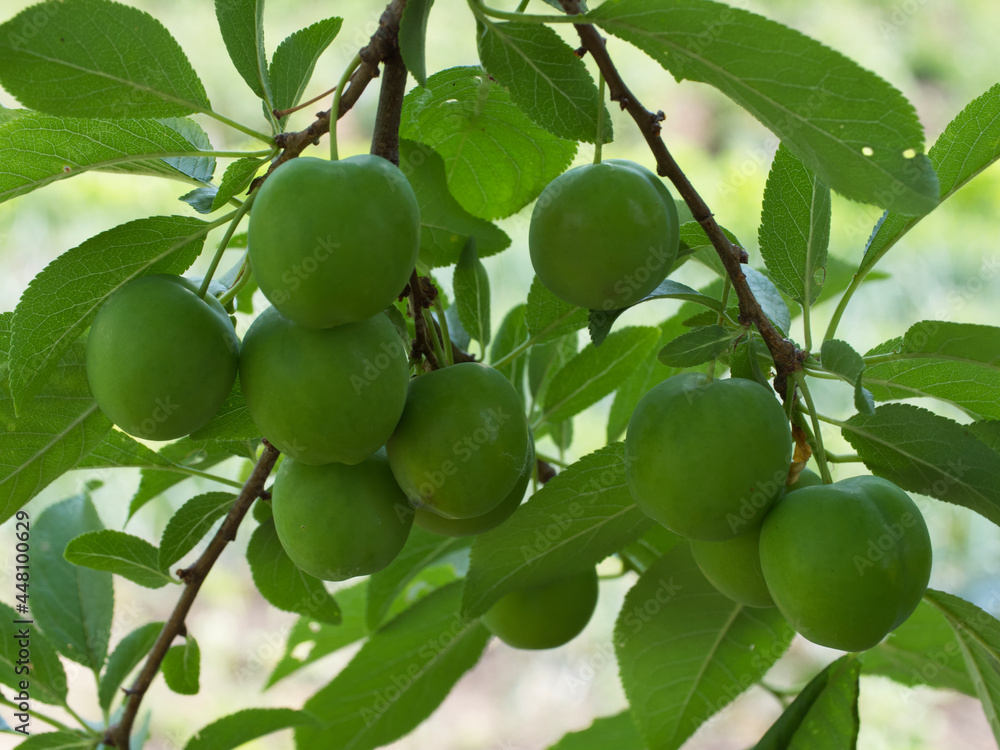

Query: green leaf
[758,144,831,306]
[179,186,217,214]
[211,157,265,211]
[64,530,173,588]
[859,83,1000,280]
[540,326,660,425]
[98,621,164,713]
[215,0,271,103]
[677,221,743,274]
[0,114,214,203]
[185,708,317,750]
[400,66,577,220]
[490,303,529,399]
[247,519,342,626]
[528,333,579,405]
[0,0,210,118]
[297,583,490,750]
[270,17,343,117]
[463,443,653,617]
[9,216,209,411]
[188,377,260,441]
[925,589,1000,744]
[525,277,589,344]
[588,278,724,347]
[753,655,860,750]
[159,492,236,570]
[366,526,470,631]
[861,601,973,696]
[0,602,68,706]
[590,0,938,216]
[399,0,434,88]
[158,117,215,183]
[658,325,735,367]
[77,430,167,471]
[618,523,682,574]
[162,636,200,695]
[477,21,610,143]
[616,544,794,750]
[821,339,874,416]
[32,493,113,671]
[399,140,510,268]
[453,240,491,348]
[744,267,791,334]
[547,712,644,749]
[841,404,1000,527]
[9,732,96,749]
[265,581,368,688]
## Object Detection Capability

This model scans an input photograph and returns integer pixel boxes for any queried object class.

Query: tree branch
[561,2,804,393]
[105,442,281,749]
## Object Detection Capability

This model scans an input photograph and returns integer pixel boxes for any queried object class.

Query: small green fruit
[690,527,774,608]
[85,274,238,440]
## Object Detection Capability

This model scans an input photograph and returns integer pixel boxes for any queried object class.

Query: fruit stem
[516,0,530,10]
[826,452,862,463]
[469,0,578,24]
[423,307,449,367]
[197,192,257,300]
[593,73,606,165]
[330,54,363,161]
[432,297,455,367]
[793,371,833,484]
[217,254,253,308]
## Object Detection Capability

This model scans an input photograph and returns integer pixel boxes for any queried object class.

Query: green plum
[624,373,792,540]
[759,475,932,652]
[528,160,679,311]
[271,452,412,580]
[482,568,600,650]
[248,155,420,329]
[239,306,409,465]
[690,527,774,608]
[386,362,531,519]
[85,274,238,440]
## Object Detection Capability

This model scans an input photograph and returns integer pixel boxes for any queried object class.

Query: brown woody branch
[560,2,804,394]
[105,442,281,749]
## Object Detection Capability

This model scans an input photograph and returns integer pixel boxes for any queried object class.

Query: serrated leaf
[211,157,265,211]
[32,494,112,671]
[490,303,529,399]
[547,712,644,750]
[296,582,490,750]
[9,732,95,749]
[658,324,735,367]
[159,492,236,570]
[842,404,1000,527]
[821,339,874,416]
[65,530,173,588]
[0,114,213,204]
[0,602,68,706]
[266,581,368,688]
[77,430,171,471]
[215,0,271,103]
[859,83,1000,280]
[366,526,470,631]
[162,636,200,695]
[591,0,939,216]
[478,20,611,143]
[185,708,317,750]
[754,654,860,750]
[525,277,589,344]
[269,16,343,118]
[188,376,260,441]
[179,187,217,214]
[745,267,791,334]
[759,144,831,306]
[98,621,164,713]
[159,117,215,183]
[247,519,341,625]
[925,589,1000,744]
[9,215,210,411]
[616,544,794,750]
[0,0,210,118]
[861,601,973,696]
[453,240,491,347]
[677,220,743,274]
[729,335,773,390]
[399,140,510,267]
[463,443,652,617]
[528,333,579,405]
[541,326,660,425]
[399,0,434,88]
[400,66,576,220]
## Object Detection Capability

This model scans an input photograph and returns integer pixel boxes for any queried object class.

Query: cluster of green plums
[624,372,933,652]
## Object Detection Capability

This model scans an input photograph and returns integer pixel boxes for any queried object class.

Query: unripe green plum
[414,441,534,537]
[624,373,792,540]
[482,568,599,650]
[690,527,774,608]
[86,274,239,440]
[528,160,679,311]
[239,306,409,465]
[759,475,932,652]
[788,467,823,491]
[387,362,531,519]
[271,453,412,580]
[248,155,420,329]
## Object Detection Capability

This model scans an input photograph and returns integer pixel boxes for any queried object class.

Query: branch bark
[105,442,281,749]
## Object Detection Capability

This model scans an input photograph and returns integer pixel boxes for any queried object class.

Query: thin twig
[105,443,281,748]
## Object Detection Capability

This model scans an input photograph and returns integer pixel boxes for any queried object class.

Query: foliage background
[1,0,999,747]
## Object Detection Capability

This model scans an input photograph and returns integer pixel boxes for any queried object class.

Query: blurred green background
[2,0,1000,747]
